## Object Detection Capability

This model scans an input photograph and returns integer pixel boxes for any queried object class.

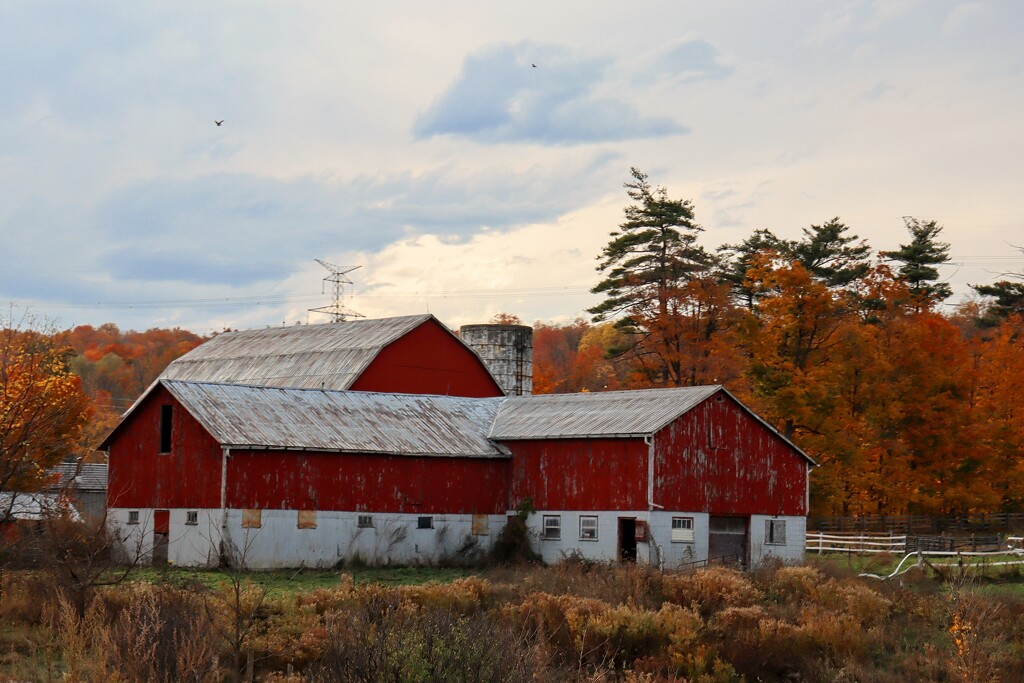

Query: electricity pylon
[308,259,364,322]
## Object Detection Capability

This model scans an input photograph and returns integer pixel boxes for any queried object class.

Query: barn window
[185,511,198,525]
[765,519,787,545]
[298,510,317,529]
[357,514,374,528]
[671,517,694,543]
[242,509,262,529]
[579,516,598,541]
[541,515,561,540]
[417,516,433,529]
[472,514,489,536]
[127,510,140,525]
[159,405,173,453]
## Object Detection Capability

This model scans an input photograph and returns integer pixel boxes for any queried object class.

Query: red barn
[102,316,813,568]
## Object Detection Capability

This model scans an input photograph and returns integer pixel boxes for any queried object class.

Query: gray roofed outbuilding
[161,380,507,458]
[490,385,722,439]
[159,314,435,390]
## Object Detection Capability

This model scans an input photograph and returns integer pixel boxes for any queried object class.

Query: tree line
[533,168,1024,517]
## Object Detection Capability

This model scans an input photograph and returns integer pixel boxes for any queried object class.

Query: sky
[2,1,1023,334]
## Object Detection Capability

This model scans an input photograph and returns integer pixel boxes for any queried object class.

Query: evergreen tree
[972,280,1024,323]
[880,217,952,303]
[792,217,871,289]
[589,167,712,321]
[717,228,794,310]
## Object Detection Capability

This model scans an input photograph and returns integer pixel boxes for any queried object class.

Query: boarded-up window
[671,517,694,543]
[472,514,489,536]
[242,509,262,529]
[298,510,317,529]
[542,515,561,540]
[765,519,786,545]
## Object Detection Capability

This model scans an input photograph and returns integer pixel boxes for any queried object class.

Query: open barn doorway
[618,517,637,562]
[708,516,747,567]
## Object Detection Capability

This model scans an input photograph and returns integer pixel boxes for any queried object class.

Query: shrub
[662,567,762,618]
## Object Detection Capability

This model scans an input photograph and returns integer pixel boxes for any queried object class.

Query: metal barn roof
[48,463,108,492]
[489,385,723,439]
[159,314,435,390]
[163,380,507,458]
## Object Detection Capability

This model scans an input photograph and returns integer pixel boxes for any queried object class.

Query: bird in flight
[531,63,537,68]
[215,120,224,126]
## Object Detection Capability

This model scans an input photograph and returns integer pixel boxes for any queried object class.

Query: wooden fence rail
[806,531,1007,554]
[809,513,1024,534]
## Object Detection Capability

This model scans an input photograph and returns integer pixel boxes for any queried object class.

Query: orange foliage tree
[1,317,91,495]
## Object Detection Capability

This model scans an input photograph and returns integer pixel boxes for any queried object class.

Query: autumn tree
[718,228,793,311]
[0,316,91,498]
[589,167,724,386]
[880,217,953,305]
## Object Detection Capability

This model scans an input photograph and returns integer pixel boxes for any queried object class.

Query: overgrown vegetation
[2,559,1023,681]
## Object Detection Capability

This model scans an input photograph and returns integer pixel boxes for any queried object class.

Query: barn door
[152,509,170,566]
[708,516,747,567]
[618,517,637,562]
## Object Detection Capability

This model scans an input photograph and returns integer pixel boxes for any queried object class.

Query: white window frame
[671,516,694,543]
[541,514,561,540]
[127,510,140,525]
[579,515,598,541]
[765,519,787,545]
[185,510,198,526]
[357,514,374,528]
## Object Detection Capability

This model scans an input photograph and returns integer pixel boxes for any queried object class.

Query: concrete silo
[458,324,533,396]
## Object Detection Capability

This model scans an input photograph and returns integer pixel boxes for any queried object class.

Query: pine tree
[792,217,871,289]
[881,217,952,303]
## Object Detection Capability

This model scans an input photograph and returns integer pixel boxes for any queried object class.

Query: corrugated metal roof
[163,380,507,458]
[490,385,723,439]
[48,463,108,492]
[159,314,434,390]
[0,492,82,522]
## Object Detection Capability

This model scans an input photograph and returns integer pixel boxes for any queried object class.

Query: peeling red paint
[227,450,509,514]
[106,385,222,510]
[653,394,807,516]
[509,438,648,510]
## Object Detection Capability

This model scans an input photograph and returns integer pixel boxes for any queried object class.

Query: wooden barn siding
[106,386,222,510]
[351,319,504,397]
[227,450,510,514]
[508,438,648,510]
[654,396,807,516]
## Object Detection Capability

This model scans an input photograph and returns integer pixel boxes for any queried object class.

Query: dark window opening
[417,516,433,529]
[159,405,173,453]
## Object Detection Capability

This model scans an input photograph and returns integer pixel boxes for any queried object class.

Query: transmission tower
[308,259,364,322]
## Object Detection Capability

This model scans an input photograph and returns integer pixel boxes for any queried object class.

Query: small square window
[185,511,198,525]
[242,509,262,529]
[579,515,598,541]
[765,519,787,545]
[357,514,374,528]
[671,517,694,543]
[127,510,140,525]
[541,515,561,540]
[417,516,433,529]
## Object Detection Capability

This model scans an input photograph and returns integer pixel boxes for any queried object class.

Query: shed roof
[0,492,82,522]
[162,380,507,458]
[159,314,436,390]
[490,385,722,439]
[48,463,108,492]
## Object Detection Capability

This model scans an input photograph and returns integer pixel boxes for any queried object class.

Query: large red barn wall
[508,438,648,511]
[106,386,222,510]
[654,395,807,516]
[227,450,510,514]
[350,320,504,397]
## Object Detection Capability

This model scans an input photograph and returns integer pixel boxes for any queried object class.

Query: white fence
[806,531,906,554]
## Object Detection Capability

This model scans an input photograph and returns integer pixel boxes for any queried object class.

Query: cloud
[413,42,685,144]
[649,38,734,84]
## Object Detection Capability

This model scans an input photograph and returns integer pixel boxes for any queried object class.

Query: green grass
[126,564,477,596]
